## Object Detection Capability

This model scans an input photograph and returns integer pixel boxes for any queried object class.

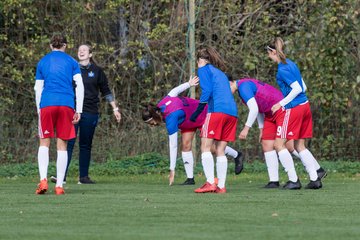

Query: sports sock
[278,149,298,182]
[291,150,300,159]
[38,146,49,180]
[299,149,319,181]
[216,156,228,189]
[306,151,321,170]
[201,152,214,184]
[56,150,68,187]
[182,151,194,179]
[224,146,238,158]
[264,150,279,182]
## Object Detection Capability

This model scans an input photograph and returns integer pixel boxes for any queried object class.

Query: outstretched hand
[188,76,199,87]
[113,110,121,123]
[168,170,175,186]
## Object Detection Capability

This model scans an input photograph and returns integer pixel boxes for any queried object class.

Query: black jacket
[80,63,112,114]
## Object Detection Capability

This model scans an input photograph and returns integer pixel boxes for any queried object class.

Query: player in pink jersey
[229,77,325,189]
[143,76,243,186]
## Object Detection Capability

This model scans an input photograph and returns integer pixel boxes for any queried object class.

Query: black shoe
[50,176,66,184]
[78,176,95,184]
[50,176,57,183]
[234,151,244,175]
[181,178,195,185]
[317,167,327,180]
[264,181,280,188]
[305,178,322,189]
[283,179,302,190]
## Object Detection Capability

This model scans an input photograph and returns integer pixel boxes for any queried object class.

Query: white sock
[314,161,321,171]
[264,150,279,182]
[216,156,228,189]
[56,151,68,187]
[291,150,300,159]
[293,149,320,170]
[182,151,194,179]
[225,146,238,158]
[299,149,318,181]
[278,149,298,182]
[38,146,49,180]
[306,151,321,170]
[201,152,214,184]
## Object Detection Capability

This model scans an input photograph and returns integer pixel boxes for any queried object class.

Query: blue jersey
[276,59,308,109]
[164,110,185,135]
[35,51,81,109]
[198,64,237,117]
[238,81,257,103]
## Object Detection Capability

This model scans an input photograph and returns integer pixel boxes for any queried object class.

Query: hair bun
[50,33,67,49]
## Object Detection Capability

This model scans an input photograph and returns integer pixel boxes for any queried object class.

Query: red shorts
[181,128,198,134]
[262,109,286,140]
[181,124,203,134]
[279,102,313,140]
[200,113,237,142]
[38,106,76,140]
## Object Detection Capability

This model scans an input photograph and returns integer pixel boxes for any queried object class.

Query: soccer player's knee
[274,142,284,152]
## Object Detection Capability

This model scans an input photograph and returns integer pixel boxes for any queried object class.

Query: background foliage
[0,0,359,164]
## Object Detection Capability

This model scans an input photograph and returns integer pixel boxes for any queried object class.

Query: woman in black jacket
[51,44,121,184]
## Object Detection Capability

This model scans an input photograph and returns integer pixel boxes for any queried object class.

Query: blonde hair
[273,37,287,64]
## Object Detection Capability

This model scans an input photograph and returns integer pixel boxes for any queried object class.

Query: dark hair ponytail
[196,46,227,72]
[142,104,162,123]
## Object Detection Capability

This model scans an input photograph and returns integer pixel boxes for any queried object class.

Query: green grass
[0,173,359,240]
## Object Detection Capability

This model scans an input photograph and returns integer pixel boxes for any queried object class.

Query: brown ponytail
[197,46,227,72]
[273,37,287,64]
[142,104,162,123]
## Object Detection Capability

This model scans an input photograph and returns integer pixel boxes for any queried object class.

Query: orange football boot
[35,179,48,194]
[54,186,65,195]
[194,182,217,193]
[215,187,227,194]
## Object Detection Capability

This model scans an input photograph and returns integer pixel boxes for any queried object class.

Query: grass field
[1,173,359,240]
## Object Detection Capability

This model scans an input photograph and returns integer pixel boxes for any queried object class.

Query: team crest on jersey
[88,71,95,77]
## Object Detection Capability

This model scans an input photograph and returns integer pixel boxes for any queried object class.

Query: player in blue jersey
[142,77,243,186]
[266,37,326,189]
[34,33,84,195]
[191,47,238,194]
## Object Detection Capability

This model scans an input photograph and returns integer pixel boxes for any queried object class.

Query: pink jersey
[157,96,208,130]
[237,78,283,116]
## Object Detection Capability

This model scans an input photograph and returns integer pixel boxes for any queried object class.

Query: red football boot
[215,186,227,194]
[35,179,48,195]
[194,182,217,193]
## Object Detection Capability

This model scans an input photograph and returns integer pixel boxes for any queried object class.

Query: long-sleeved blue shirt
[276,59,308,109]
[198,64,237,117]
